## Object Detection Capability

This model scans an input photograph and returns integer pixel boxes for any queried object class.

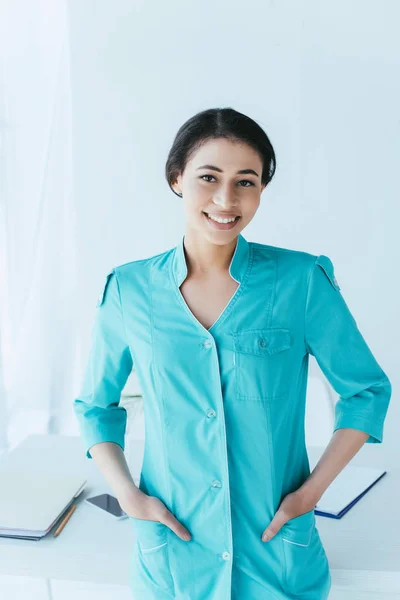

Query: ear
[171,173,182,196]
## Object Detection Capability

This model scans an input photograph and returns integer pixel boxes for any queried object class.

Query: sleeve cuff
[86,436,126,459]
[333,413,384,444]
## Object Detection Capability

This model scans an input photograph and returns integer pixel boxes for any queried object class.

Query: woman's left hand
[261,489,317,542]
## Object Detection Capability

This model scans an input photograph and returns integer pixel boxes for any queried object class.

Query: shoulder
[113,246,173,277]
[113,248,173,275]
[249,241,340,290]
[96,246,174,307]
[249,240,317,269]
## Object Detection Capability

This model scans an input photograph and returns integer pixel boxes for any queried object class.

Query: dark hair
[165,107,276,198]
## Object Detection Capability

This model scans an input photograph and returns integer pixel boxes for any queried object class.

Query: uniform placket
[201,334,234,578]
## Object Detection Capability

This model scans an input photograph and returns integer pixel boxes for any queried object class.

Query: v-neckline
[170,232,252,336]
[177,277,241,335]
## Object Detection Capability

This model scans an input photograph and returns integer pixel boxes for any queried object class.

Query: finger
[161,509,192,542]
[262,510,289,542]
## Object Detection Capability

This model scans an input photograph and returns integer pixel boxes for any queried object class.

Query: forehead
[187,138,262,170]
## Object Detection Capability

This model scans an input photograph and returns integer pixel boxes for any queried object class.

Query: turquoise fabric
[73,233,391,599]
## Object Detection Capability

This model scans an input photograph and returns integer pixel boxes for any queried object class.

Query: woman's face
[172,138,266,244]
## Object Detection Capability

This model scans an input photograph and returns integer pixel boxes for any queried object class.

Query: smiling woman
[73,107,391,600]
[165,108,275,246]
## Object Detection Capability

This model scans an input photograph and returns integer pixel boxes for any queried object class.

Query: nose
[213,188,238,210]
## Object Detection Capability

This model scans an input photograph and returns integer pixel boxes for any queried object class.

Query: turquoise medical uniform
[73,233,392,599]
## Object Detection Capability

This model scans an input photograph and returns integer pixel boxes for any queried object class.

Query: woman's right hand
[119,487,192,542]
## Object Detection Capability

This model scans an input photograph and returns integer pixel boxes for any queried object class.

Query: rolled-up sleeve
[305,254,392,444]
[73,269,133,458]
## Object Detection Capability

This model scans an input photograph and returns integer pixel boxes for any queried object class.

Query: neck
[182,231,238,277]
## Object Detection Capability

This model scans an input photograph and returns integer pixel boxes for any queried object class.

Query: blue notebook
[313,465,387,519]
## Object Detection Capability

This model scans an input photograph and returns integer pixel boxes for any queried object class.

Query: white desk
[308,444,400,597]
[0,435,398,599]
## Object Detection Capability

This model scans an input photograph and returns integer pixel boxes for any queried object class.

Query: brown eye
[238,180,255,187]
[200,175,254,187]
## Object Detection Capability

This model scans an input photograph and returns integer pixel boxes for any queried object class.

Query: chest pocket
[232,328,292,401]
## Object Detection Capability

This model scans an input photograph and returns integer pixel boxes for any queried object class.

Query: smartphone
[85,493,128,520]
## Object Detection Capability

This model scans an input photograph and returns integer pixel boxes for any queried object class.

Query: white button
[203,340,213,348]
[211,479,222,488]
[206,409,216,418]
[222,551,230,560]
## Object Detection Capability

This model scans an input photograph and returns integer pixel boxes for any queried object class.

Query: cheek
[238,206,257,223]
[182,197,205,219]
[187,178,206,194]
[243,196,260,217]
[183,187,209,212]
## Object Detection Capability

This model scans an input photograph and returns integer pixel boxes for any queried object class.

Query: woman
[73,107,392,599]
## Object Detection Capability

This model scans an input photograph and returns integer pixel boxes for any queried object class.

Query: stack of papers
[314,465,387,519]
[0,471,86,540]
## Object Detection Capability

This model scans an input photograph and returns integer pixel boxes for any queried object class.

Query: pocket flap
[280,509,315,547]
[233,328,291,356]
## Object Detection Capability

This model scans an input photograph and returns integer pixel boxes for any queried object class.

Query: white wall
[68,0,399,450]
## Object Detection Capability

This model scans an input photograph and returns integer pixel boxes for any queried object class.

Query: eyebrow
[196,164,259,177]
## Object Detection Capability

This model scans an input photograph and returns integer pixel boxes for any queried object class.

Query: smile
[202,212,241,230]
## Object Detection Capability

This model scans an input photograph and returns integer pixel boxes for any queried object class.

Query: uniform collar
[172,232,250,287]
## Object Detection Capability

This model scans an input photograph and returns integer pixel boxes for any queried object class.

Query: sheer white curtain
[0,0,79,453]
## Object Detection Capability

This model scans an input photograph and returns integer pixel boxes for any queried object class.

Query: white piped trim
[140,541,167,553]
[281,537,309,547]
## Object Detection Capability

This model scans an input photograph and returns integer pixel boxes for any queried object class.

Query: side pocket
[281,508,315,547]
[130,518,175,596]
[280,510,331,599]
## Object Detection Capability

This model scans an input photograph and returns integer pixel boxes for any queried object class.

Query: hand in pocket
[261,490,316,542]
[120,489,192,542]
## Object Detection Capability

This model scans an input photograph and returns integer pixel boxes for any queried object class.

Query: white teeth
[206,213,237,224]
